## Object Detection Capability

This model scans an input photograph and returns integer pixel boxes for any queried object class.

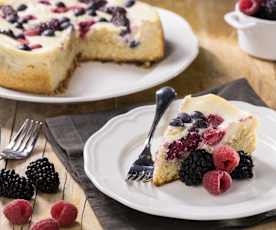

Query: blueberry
[17,4,27,11]
[129,40,140,48]
[191,111,206,120]
[87,0,107,11]
[42,29,55,36]
[178,113,192,123]
[194,119,208,129]
[0,29,16,39]
[60,21,71,30]
[170,118,185,127]
[74,8,85,16]
[18,44,31,51]
[125,0,136,7]
[56,1,66,8]
[6,14,18,23]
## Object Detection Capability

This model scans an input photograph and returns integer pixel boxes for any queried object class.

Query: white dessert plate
[84,100,276,220]
[0,8,198,104]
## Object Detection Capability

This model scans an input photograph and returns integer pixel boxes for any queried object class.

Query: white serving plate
[0,8,198,104]
[84,100,276,220]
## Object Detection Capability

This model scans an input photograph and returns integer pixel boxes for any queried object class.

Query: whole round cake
[0,0,164,94]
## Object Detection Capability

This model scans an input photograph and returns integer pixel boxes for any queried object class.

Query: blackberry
[231,151,254,180]
[256,0,276,20]
[0,169,34,200]
[26,158,60,193]
[170,113,192,127]
[179,149,215,186]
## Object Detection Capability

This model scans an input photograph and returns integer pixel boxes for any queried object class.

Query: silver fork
[126,87,177,182]
[0,119,43,160]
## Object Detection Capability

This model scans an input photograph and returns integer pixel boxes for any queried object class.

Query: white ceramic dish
[84,100,276,220]
[0,8,198,104]
[225,3,276,60]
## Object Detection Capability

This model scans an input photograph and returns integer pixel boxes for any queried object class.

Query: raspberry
[207,114,224,128]
[31,218,59,230]
[239,0,261,15]
[3,199,33,225]
[203,170,232,195]
[202,128,225,146]
[213,145,240,173]
[51,200,78,227]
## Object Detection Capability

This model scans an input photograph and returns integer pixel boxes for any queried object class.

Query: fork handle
[146,87,177,146]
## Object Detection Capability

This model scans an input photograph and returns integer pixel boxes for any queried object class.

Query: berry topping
[166,132,201,160]
[15,22,24,29]
[1,5,17,18]
[207,114,224,128]
[39,0,51,5]
[74,7,86,16]
[239,0,261,16]
[79,20,95,38]
[129,40,140,48]
[17,4,27,11]
[125,0,136,7]
[18,43,32,51]
[42,29,55,36]
[191,111,206,120]
[6,14,18,23]
[31,218,59,230]
[26,157,60,193]
[24,27,41,36]
[99,17,108,22]
[56,1,66,8]
[231,151,254,179]
[109,7,130,30]
[213,145,240,173]
[179,149,215,186]
[170,113,192,127]
[256,0,276,20]
[202,128,225,146]
[51,201,78,227]
[30,44,43,49]
[203,170,232,195]
[0,169,34,199]
[194,119,208,129]
[87,0,107,11]
[0,29,16,39]
[3,199,33,225]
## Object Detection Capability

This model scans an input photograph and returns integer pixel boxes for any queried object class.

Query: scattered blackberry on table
[231,151,254,180]
[0,169,34,200]
[179,149,215,186]
[26,157,60,193]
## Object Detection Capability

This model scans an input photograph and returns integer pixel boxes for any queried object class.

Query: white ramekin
[225,3,276,60]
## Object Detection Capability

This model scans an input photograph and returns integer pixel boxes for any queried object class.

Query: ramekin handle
[224,12,256,30]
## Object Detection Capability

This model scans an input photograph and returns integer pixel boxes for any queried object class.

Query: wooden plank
[82,199,102,230]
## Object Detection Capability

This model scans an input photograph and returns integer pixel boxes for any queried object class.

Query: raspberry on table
[3,199,33,225]
[213,145,240,173]
[31,218,59,230]
[203,170,232,195]
[51,200,78,227]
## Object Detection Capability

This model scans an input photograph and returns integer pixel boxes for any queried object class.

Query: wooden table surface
[1,0,276,229]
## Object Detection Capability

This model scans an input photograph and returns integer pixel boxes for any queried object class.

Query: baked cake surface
[153,94,258,186]
[0,0,164,94]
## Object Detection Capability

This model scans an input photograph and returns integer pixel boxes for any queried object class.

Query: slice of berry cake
[0,0,164,94]
[153,94,258,186]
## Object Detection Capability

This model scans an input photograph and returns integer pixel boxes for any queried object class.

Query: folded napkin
[45,78,274,230]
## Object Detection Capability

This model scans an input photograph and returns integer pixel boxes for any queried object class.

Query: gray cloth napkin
[45,78,275,230]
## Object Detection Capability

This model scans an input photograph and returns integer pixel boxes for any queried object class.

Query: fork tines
[126,165,153,182]
[2,119,43,157]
